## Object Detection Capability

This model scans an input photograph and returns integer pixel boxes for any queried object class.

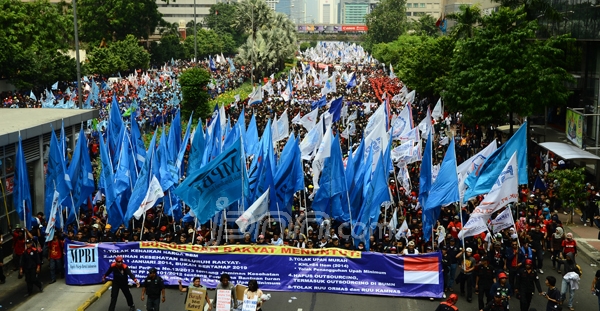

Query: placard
[241,294,258,311]
[216,289,232,311]
[185,287,207,311]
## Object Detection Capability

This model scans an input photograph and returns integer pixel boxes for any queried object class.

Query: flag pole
[192,216,198,244]
[140,212,146,241]
[168,191,176,232]
[70,192,80,230]
[0,176,10,228]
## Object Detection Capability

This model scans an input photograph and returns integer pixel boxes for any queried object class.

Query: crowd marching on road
[1,42,600,311]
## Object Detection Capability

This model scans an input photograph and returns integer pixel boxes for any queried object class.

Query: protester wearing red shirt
[47,235,64,283]
[561,232,577,259]
[11,225,26,272]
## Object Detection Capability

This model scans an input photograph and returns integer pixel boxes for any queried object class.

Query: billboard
[566,108,584,148]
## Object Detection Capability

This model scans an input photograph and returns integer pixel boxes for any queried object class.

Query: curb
[76,281,112,311]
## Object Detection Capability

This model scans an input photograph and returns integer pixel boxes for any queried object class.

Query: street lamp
[72,0,83,108]
[194,0,198,62]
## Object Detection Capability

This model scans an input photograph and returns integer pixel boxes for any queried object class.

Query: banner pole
[192,216,198,243]
[140,212,146,241]
[0,178,10,228]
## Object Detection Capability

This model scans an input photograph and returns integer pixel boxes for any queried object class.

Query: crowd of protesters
[0,43,597,311]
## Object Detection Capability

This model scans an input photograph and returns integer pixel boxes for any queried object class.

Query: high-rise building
[156,0,218,25]
[404,0,442,20]
[317,0,338,23]
[339,0,373,24]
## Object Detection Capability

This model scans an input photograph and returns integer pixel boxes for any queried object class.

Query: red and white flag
[404,256,440,285]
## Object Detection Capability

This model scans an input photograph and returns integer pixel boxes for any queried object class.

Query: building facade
[157,0,217,25]
[318,0,339,23]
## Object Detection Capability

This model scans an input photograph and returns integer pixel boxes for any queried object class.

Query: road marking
[298,309,303,311]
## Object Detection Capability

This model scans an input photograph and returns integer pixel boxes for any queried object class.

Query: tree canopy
[77,0,163,43]
[0,0,77,89]
[442,6,573,125]
[234,0,297,82]
[363,0,409,51]
[85,35,150,75]
[179,67,211,119]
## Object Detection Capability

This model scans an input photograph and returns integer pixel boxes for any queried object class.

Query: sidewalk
[0,259,104,311]
[559,210,600,263]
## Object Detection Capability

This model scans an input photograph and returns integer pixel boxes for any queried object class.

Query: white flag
[347,110,357,123]
[341,122,356,139]
[432,98,443,120]
[248,86,263,105]
[312,126,333,189]
[470,152,519,219]
[389,64,397,79]
[458,216,488,240]
[45,190,60,241]
[272,109,289,143]
[236,188,270,232]
[418,108,433,137]
[299,118,324,160]
[490,208,515,234]
[392,103,413,139]
[291,112,302,125]
[405,90,415,105]
[388,208,399,233]
[457,140,498,202]
[300,108,319,132]
[396,219,411,240]
[133,176,164,220]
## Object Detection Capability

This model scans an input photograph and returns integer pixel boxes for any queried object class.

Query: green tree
[372,34,426,77]
[548,168,587,224]
[150,34,185,65]
[77,0,163,43]
[234,2,297,82]
[403,35,455,98]
[442,7,572,127]
[179,67,211,119]
[204,2,246,45]
[86,34,150,75]
[447,4,482,39]
[410,15,440,37]
[363,0,409,51]
[183,29,236,59]
[0,0,76,89]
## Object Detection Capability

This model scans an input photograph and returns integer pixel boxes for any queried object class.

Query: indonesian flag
[404,256,440,285]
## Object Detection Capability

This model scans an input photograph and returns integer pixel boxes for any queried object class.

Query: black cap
[495,291,502,297]
[26,239,33,244]
[149,268,157,274]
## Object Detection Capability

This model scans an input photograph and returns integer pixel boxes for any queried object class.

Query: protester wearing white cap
[457,247,475,303]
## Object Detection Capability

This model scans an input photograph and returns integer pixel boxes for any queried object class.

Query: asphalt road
[87,252,600,311]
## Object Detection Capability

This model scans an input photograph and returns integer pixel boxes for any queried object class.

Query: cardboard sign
[185,287,207,311]
[241,294,258,311]
[235,284,247,303]
[216,289,232,311]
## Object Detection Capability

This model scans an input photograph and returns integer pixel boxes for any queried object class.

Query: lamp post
[72,0,83,108]
[194,0,198,62]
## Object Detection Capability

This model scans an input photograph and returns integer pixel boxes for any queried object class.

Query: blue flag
[14,135,33,228]
[44,130,71,225]
[423,138,459,242]
[312,135,349,222]
[171,110,182,152]
[188,119,205,174]
[67,126,95,225]
[130,113,146,170]
[311,95,327,110]
[244,114,259,156]
[273,134,304,215]
[464,121,528,200]
[350,144,370,219]
[346,72,357,89]
[114,131,133,194]
[209,56,216,71]
[109,95,124,156]
[177,113,194,174]
[158,129,178,190]
[99,134,121,228]
[125,131,157,226]
[353,151,388,250]
[419,131,433,210]
[328,96,344,123]
[174,138,244,224]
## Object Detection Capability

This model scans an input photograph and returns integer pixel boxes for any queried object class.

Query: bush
[179,67,211,120]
